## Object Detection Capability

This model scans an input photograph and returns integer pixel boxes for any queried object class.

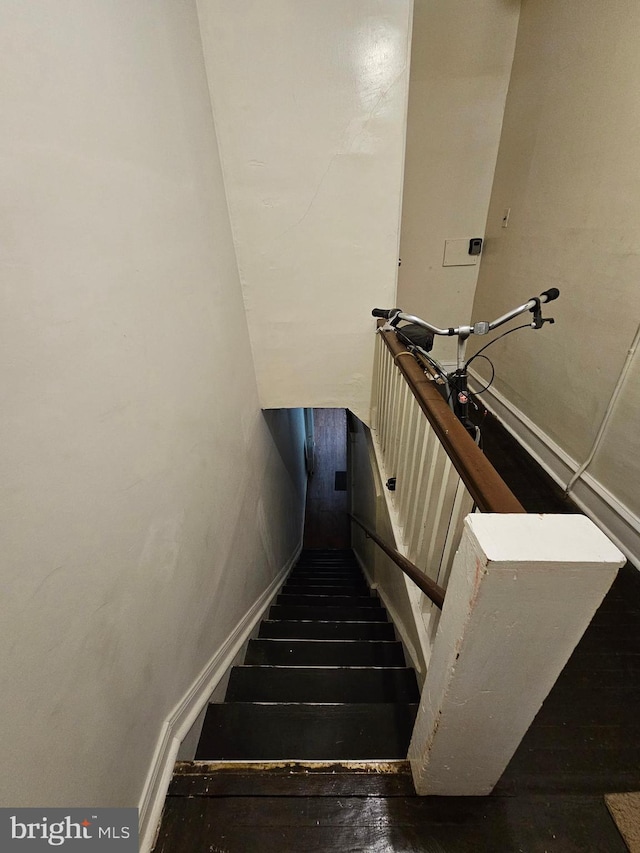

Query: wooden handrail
[378,329,525,514]
[348,513,445,609]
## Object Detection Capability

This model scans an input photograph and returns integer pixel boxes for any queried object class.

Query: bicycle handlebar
[371,308,398,319]
[540,287,560,302]
[372,288,560,338]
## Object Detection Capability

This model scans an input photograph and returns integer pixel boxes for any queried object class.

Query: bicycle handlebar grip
[372,308,395,319]
[540,287,560,303]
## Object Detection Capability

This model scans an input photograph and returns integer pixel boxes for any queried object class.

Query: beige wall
[196,0,413,424]
[0,1,306,809]
[471,0,640,523]
[397,0,520,362]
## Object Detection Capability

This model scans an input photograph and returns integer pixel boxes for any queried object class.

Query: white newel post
[408,513,625,795]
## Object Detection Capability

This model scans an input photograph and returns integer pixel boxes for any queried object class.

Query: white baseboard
[138,541,302,853]
[469,371,640,570]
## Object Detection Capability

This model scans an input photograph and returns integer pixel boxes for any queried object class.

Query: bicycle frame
[373,288,559,438]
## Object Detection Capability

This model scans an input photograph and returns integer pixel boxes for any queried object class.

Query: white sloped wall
[0,0,306,813]
[196,0,414,424]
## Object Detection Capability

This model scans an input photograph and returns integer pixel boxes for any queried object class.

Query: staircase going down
[153,550,422,852]
[195,549,419,761]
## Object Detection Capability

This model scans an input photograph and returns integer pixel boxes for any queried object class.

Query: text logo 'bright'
[1,809,138,850]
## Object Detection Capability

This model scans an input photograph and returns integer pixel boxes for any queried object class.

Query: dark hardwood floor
[156,788,626,852]
[154,409,638,852]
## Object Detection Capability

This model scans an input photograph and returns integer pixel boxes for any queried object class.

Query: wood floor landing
[155,762,627,851]
[155,787,626,852]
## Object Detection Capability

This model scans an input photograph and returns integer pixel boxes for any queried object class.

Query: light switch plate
[443,239,478,267]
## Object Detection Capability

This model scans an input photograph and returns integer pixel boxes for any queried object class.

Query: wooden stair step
[195,703,418,760]
[225,666,419,703]
[269,605,388,622]
[298,550,356,563]
[288,567,363,575]
[168,761,415,797]
[283,583,371,596]
[259,620,396,641]
[245,639,406,667]
[276,593,381,608]
[289,571,364,580]
[298,549,354,556]
[286,577,367,587]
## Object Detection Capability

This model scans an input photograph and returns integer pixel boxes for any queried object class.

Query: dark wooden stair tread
[281,581,371,595]
[288,572,365,581]
[259,620,396,640]
[226,666,419,702]
[282,575,371,584]
[277,593,381,607]
[168,761,415,797]
[295,554,358,559]
[195,703,418,760]
[245,638,406,666]
[269,604,388,622]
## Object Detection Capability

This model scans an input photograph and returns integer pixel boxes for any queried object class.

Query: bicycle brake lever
[529,297,544,329]
[531,315,555,328]
[380,309,402,331]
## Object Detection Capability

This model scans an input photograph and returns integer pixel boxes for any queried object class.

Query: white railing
[370,328,523,645]
[374,331,474,592]
[359,327,625,795]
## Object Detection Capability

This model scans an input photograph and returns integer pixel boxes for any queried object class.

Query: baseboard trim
[469,371,640,570]
[138,541,302,853]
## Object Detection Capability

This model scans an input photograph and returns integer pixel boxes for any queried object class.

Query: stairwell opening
[185,408,420,764]
[303,408,350,551]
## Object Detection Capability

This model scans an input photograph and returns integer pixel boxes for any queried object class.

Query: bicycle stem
[457,331,469,372]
